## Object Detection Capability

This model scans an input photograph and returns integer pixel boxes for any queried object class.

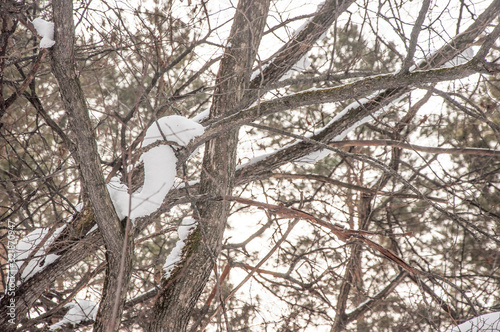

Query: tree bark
[199,0,500,185]
[148,0,270,330]
[50,1,133,331]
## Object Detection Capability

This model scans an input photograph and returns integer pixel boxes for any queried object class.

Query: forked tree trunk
[50,2,134,331]
[147,0,270,330]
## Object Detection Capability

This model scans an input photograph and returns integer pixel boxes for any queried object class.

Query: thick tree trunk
[148,1,270,330]
[50,2,133,331]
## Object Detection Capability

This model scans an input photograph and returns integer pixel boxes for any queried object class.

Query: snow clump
[107,115,204,222]
[13,226,66,285]
[163,217,198,279]
[32,18,56,48]
[49,300,97,330]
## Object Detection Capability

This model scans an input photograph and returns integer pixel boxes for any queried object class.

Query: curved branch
[218,196,418,274]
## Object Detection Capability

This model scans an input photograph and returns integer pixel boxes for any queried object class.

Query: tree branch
[183,60,497,167]
[400,0,430,73]
[148,1,271,330]
[345,271,408,324]
[218,196,418,274]
[328,139,500,157]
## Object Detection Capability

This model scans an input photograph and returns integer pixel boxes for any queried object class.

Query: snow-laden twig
[13,226,66,285]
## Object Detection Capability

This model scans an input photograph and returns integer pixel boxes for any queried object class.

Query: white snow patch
[331,90,386,127]
[192,109,210,123]
[291,18,311,39]
[143,115,204,147]
[14,226,66,284]
[442,47,475,68]
[86,224,98,235]
[276,10,323,82]
[163,217,198,279]
[236,144,293,171]
[280,54,311,81]
[296,90,408,163]
[251,58,273,81]
[172,179,200,190]
[107,116,204,222]
[238,89,385,166]
[446,312,500,332]
[401,47,475,73]
[333,114,373,141]
[296,91,384,163]
[238,87,404,167]
[290,1,326,37]
[295,147,332,164]
[32,18,55,48]
[293,54,311,72]
[49,300,97,330]
[75,203,83,212]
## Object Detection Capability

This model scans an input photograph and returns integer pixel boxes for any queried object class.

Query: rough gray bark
[191,61,495,156]
[147,0,270,330]
[0,6,370,324]
[50,1,133,331]
[0,5,362,324]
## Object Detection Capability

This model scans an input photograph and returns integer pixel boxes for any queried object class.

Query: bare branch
[327,139,500,157]
[400,0,430,73]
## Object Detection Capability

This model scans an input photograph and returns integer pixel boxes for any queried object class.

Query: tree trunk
[148,0,270,330]
[50,2,133,331]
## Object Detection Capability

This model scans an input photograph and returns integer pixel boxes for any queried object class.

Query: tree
[1,0,500,331]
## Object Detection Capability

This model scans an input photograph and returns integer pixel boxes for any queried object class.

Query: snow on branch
[32,18,56,48]
[163,218,198,279]
[49,300,97,330]
[199,61,488,155]
[107,115,204,222]
[249,0,355,89]
[446,312,500,332]
[13,225,66,285]
[221,63,499,180]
